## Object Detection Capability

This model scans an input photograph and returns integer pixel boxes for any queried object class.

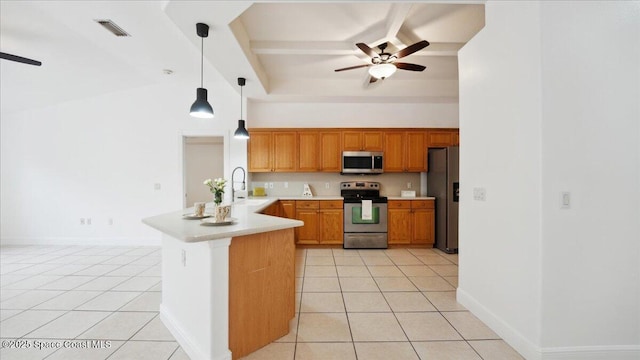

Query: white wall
[457,2,543,358]
[0,77,247,246]
[249,101,459,128]
[538,0,640,354]
[459,1,640,359]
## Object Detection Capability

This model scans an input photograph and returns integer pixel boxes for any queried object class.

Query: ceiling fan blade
[335,64,370,72]
[0,52,42,66]
[395,62,426,72]
[356,43,377,58]
[394,40,429,59]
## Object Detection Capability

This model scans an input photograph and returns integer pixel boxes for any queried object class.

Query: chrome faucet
[231,166,246,202]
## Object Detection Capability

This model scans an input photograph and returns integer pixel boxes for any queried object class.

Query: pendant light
[233,77,250,139]
[189,23,214,118]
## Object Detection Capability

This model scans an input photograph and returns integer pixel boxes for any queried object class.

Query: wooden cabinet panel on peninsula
[384,131,427,172]
[343,131,383,151]
[248,131,296,172]
[388,200,435,246]
[294,200,343,245]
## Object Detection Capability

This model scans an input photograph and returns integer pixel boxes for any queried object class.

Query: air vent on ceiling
[95,19,130,37]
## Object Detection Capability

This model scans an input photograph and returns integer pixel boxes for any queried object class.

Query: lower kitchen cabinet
[294,200,343,245]
[388,200,435,246]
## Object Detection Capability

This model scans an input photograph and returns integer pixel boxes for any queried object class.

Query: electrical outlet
[181,249,186,267]
[264,183,269,189]
[284,182,288,188]
[407,182,412,189]
[325,183,330,189]
[87,218,92,225]
[473,187,486,201]
[108,218,114,226]
[80,218,85,225]
[154,183,161,190]
[269,182,274,189]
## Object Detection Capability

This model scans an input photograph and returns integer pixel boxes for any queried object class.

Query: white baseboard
[457,287,541,360]
[457,288,640,360]
[0,236,160,247]
[160,304,232,360]
[541,346,640,360]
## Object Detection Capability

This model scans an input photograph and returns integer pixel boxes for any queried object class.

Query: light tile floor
[0,245,523,360]
[243,247,524,360]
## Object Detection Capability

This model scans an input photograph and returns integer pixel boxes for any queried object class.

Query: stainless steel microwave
[342,151,384,174]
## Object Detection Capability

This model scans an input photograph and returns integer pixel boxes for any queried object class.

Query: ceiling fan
[335,40,428,83]
[0,52,42,66]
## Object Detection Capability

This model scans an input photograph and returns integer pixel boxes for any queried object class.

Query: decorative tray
[182,213,213,220]
[200,217,237,226]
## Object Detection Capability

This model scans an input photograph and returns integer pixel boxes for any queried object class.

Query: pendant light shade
[190,88,214,118]
[234,77,250,139]
[190,23,214,118]
[234,120,249,139]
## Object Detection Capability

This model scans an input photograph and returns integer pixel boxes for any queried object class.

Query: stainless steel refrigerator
[427,146,459,253]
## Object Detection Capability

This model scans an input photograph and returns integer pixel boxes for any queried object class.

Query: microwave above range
[341,151,383,174]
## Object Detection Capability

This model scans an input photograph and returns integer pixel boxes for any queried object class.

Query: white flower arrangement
[204,178,227,205]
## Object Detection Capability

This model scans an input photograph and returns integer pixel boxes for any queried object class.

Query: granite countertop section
[387,196,436,200]
[142,198,303,243]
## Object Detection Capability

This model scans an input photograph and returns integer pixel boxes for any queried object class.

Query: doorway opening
[182,136,225,208]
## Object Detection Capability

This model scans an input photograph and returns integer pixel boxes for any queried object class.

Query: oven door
[343,202,388,233]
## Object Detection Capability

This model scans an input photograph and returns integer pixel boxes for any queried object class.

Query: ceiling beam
[251,41,464,57]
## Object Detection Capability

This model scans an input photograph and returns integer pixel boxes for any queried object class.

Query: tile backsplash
[250,172,422,197]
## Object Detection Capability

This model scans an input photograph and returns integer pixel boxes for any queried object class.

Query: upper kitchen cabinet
[297,131,342,172]
[248,131,297,172]
[298,132,319,172]
[384,131,427,172]
[342,131,383,151]
[319,131,342,172]
[427,129,459,148]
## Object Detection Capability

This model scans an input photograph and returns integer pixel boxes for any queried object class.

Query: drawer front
[388,200,411,209]
[319,200,343,209]
[296,200,319,209]
[411,200,434,209]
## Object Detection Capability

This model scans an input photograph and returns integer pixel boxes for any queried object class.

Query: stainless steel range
[341,181,388,249]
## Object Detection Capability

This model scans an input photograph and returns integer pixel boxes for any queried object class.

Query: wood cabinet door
[405,131,427,172]
[362,131,383,151]
[342,131,363,151]
[452,131,460,146]
[298,132,319,172]
[388,208,412,244]
[428,131,454,147]
[281,201,296,219]
[320,131,342,172]
[384,132,405,172]
[273,132,297,172]
[319,209,343,244]
[248,132,273,172]
[295,209,319,244]
[412,208,434,245]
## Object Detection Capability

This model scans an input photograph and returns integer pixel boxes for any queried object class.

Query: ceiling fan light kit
[234,77,250,139]
[335,40,429,82]
[189,22,214,119]
[369,63,397,79]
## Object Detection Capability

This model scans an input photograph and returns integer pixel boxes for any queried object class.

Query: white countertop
[142,198,303,243]
[387,196,436,200]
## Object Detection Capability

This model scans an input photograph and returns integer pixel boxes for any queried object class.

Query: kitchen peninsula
[142,199,303,360]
